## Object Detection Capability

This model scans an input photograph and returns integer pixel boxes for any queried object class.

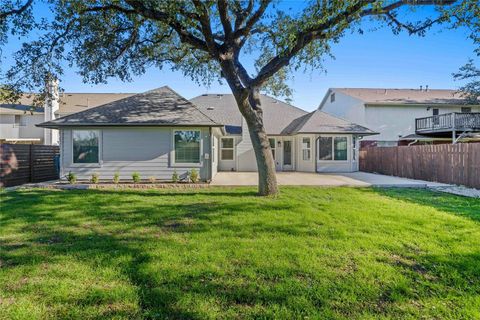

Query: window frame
[301,137,311,161]
[171,129,203,167]
[71,129,101,167]
[330,93,335,103]
[317,135,349,162]
[461,107,472,113]
[269,138,276,160]
[220,137,235,161]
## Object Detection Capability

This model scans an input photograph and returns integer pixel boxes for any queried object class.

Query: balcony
[415,112,480,137]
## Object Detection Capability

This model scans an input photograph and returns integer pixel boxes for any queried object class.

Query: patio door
[282,139,293,171]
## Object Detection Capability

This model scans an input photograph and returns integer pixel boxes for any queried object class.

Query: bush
[132,172,141,183]
[148,176,156,184]
[90,173,99,184]
[113,172,120,184]
[189,169,199,183]
[66,172,77,184]
[172,170,179,183]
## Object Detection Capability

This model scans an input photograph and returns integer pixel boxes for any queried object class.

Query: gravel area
[430,185,480,198]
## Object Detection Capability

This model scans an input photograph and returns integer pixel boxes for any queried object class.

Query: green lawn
[0,187,479,319]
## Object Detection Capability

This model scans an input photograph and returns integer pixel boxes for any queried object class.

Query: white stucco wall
[60,127,212,181]
[0,114,44,143]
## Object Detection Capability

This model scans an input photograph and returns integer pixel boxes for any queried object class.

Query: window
[461,107,472,113]
[318,136,348,161]
[220,137,234,160]
[269,138,276,160]
[174,130,201,164]
[13,115,26,127]
[334,137,348,160]
[73,130,99,163]
[318,137,333,160]
[330,93,335,103]
[352,137,357,161]
[432,108,439,116]
[302,137,311,161]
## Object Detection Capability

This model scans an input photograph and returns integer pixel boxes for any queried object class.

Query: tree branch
[217,0,233,41]
[233,0,271,38]
[0,0,33,20]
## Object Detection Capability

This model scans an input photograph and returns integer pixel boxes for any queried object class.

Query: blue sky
[1,2,478,111]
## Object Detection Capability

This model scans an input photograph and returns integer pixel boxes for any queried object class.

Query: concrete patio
[211,171,449,188]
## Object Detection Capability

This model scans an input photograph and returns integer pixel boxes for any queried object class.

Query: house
[318,87,480,146]
[37,86,376,181]
[0,82,133,145]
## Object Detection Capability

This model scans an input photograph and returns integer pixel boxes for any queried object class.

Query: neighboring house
[37,86,376,181]
[0,82,133,145]
[318,88,480,146]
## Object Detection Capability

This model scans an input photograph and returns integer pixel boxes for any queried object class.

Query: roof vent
[207,106,215,110]
[425,85,429,92]
[384,89,388,95]
[420,85,423,91]
[202,94,208,96]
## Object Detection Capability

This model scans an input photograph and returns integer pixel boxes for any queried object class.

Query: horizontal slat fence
[360,144,480,189]
[0,144,60,187]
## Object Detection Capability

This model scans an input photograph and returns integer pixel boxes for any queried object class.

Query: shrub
[66,172,77,184]
[132,172,141,183]
[90,173,99,184]
[189,169,199,183]
[148,176,156,184]
[113,172,120,184]
[172,170,179,183]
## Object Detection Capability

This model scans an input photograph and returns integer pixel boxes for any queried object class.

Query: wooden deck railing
[416,112,480,133]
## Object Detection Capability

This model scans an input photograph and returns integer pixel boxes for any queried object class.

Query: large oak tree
[1,0,477,195]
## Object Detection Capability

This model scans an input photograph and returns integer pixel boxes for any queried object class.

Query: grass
[0,187,479,319]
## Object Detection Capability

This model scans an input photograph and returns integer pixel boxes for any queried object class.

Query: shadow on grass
[374,188,480,222]
[1,188,480,318]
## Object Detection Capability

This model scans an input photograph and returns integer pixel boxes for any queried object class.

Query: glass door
[283,139,293,170]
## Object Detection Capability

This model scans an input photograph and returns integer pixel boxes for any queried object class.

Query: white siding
[364,105,480,142]
[61,127,212,181]
[0,114,44,142]
[319,90,367,126]
[236,117,257,171]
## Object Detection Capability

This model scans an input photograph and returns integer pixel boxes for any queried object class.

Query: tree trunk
[232,89,279,196]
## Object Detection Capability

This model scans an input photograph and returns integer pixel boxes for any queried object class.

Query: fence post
[29,144,34,183]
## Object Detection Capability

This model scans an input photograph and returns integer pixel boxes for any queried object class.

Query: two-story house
[1,81,133,145]
[318,87,480,146]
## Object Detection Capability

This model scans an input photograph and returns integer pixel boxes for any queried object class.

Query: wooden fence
[360,144,480,189]
[0,144,60,187]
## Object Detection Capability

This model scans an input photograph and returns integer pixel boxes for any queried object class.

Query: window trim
[269,137,276,160]
[71,129,102,167]
[220,137,235,161]
[301,137,312,161]
[171,128,203,167]
[317,135,349,163]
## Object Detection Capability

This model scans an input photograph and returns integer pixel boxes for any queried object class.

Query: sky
[1,2,478,112]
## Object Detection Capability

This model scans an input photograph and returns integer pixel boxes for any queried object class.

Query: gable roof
[37,86,220,128]
[330,88,472,105]
[191,94,307,135]
[283,109,376,135]
[0,93,134,115]
[192,93,376,135]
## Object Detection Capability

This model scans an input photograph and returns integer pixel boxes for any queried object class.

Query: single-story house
[38,86,376,181]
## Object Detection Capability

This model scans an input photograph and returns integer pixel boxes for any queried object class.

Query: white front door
[282,139,293,171]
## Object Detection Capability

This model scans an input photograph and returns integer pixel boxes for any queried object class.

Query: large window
[318,136,348,161]
[269,138,276,160]
[73,130,99,163]
[302,137,311,161]
[174,130,201,164]
[220,137,234,160]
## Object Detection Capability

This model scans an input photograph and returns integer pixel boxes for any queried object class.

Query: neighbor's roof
[191,94,307,135]
[37,86,220,128]
[283,109,377,135]
[330,88,472,105]
[0,93,134,115]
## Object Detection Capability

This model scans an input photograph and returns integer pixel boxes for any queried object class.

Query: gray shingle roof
[331,88,473,105]
[283,109,377,135]
[37,86,220,128]
[192,93,376,135]
[191,94,307,135]
[1,93,134,115]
